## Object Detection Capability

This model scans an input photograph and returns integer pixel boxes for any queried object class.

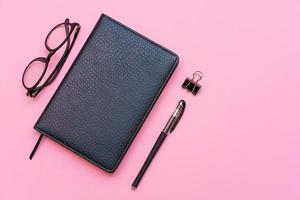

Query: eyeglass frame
[22,18,81,97]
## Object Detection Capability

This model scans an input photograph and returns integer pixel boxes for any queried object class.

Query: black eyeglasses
[22,19,80,97]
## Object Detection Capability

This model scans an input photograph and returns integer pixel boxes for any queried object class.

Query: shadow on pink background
[0,0,299,199]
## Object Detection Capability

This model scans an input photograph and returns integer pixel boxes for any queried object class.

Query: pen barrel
[163,116,176,133]
[132,132,168,189]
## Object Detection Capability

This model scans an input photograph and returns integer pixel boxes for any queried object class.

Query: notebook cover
[34,14,179,173]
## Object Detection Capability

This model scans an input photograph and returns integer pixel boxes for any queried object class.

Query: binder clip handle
[192,71,203,83]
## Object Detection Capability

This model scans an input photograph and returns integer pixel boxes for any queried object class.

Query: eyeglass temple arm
[43,24,81,87]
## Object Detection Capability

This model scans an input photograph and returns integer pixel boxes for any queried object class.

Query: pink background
[0,0,299,199]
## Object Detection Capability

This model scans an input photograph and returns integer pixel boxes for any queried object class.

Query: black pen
[132,100,186,189]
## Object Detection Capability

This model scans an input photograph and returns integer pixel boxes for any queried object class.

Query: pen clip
[170,101,185,133]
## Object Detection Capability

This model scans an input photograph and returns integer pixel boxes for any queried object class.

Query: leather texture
[34,14,179,173]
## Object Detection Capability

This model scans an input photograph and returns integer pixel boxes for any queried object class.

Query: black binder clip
[182,71,203,95]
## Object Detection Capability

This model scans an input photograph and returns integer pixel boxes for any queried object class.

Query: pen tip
[131,185,137,190]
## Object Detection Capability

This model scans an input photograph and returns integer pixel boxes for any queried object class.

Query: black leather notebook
[34,14,179,172]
